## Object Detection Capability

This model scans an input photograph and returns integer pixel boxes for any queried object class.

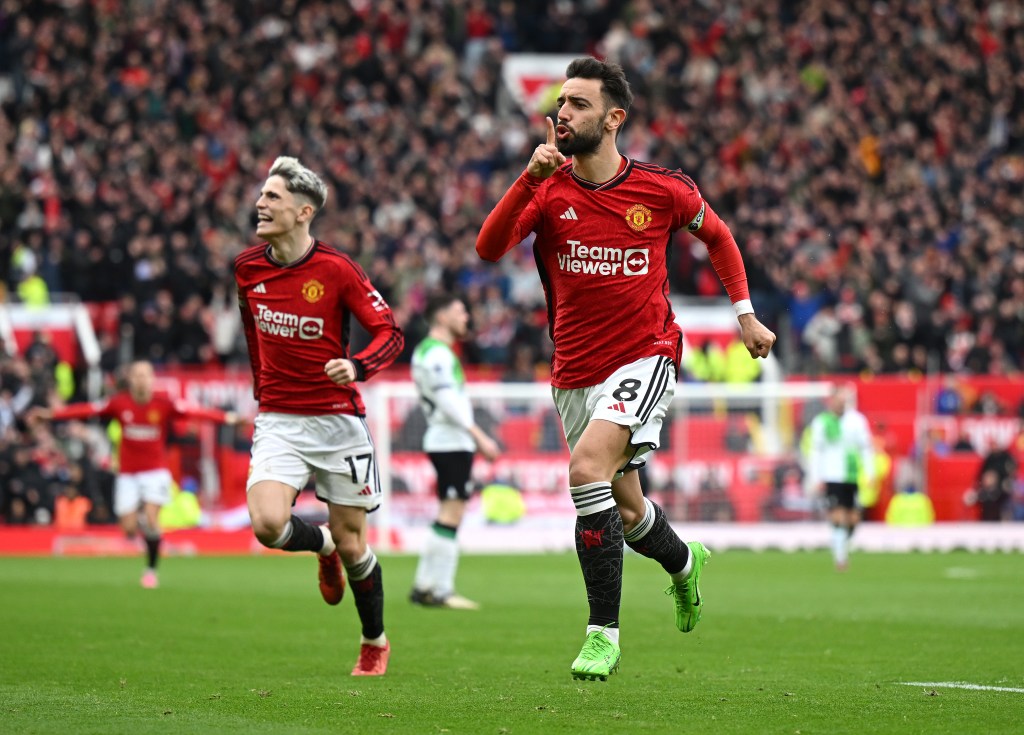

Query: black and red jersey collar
[569,156,633,191]
[263,239,319,268]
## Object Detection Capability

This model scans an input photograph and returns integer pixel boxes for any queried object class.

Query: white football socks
[319,524,336,556]
[587,624,620,645]
[832,525,848,565]
[414,526,459,596]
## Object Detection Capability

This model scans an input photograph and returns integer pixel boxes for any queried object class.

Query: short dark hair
[425,293,462,326]
[565,57,633,114]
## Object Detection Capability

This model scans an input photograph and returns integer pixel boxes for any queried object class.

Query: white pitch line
[902,682,1024,694]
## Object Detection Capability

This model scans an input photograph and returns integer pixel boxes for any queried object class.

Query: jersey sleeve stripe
[633,162,697,190]
[317,247,361,270]
[361,328,403,374]
[233,246,266,268]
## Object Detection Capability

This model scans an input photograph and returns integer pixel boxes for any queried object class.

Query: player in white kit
[410,294,499,610]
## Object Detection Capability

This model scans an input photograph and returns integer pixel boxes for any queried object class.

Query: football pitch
[1,549,1021,734]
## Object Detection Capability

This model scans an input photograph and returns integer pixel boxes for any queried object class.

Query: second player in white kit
[410,294,499,610]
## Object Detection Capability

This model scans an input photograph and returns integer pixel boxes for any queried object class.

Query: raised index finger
[545,115,556,146]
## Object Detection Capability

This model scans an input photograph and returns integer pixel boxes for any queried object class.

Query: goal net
[362,380,834,551]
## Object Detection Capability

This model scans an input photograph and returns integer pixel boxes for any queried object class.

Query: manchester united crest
[625,204,652,232]
[302,279,325,303]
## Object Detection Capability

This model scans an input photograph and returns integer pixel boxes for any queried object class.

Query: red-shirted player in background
[29,360,238,589]
[234,156,403,677]
[477,58,776,681]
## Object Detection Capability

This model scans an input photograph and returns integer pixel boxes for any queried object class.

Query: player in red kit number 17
[234,156,403,677]
[477,57,776,680]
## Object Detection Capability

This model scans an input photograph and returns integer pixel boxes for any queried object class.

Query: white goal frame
[363,379,834,551]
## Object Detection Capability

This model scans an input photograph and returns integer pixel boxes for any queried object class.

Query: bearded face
[556,112,606,157]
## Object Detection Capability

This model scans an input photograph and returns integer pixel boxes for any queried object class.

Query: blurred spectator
[802,303,841,374]
[921,426,953,457]
[982,441,1018,491]
[973,390,1007,416]
[1012,477,1024,522]
[722,338,763,383]
[858,432,893,521]
[965,468,1011,522]
[724,416,751,453]
[692,469,736,522]
[965,441,1018,521]
[951,431,976,453]
[935,377,964,415]
[503,342,543,383]
[682,339,725,382]
[54,483,91,531]
[0,357,35,434]
[6,497,31,525]
[762,453,816,521]
[885,485,935,527]
[23,331,57,374]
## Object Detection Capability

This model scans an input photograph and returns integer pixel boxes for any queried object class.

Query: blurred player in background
[409,293,500,610]
[235,156,403,676]
[477,57,775,680]
[805,384,874,571]
[29,360,238,588]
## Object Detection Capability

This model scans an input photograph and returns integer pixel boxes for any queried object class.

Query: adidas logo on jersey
[606,401,626,413]
[253,282,267,294]
[358,485,374,496]
[559,206,578,220]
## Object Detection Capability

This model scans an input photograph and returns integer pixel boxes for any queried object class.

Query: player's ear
[297,202,316,223]
[605,107,626,134]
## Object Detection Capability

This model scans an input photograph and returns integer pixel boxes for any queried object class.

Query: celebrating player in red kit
[234,156,403,676]
[477,58,775,680]
[30,360,238,589]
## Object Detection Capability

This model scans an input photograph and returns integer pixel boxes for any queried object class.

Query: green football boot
[570,628,621,681]
[664,541,710,632]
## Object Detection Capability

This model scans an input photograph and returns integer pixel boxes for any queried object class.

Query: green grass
[1,550,1022,734]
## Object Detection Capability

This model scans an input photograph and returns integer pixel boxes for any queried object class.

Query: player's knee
[437,500,466,527]
[249,510,287,547]
[334,534,365,565]
[568,454,612,487]
[251,526,279,548]
[120,516,138,537]
[137,515,159,539]
[618,506,642,531]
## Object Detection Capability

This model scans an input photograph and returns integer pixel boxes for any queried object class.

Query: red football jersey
[234,241,403,415]
[52,392,226,474]
[478,158,750,388]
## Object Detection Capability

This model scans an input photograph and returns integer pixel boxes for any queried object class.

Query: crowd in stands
[2,0,1023,523]
[0,345,117,525]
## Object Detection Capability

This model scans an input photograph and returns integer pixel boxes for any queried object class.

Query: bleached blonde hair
[268,156,328,212]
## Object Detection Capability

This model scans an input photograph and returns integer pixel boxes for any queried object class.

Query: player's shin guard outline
[572,483,623,629]
[624,497,691,576]
[347,547,385,640]
[268,515,325,553]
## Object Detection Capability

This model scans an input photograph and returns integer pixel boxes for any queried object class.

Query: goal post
[363,379,835,551]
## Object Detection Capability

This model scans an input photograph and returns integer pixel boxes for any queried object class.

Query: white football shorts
[114,469,173,517]
[552,355,676,474]
[247,412,382,510]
